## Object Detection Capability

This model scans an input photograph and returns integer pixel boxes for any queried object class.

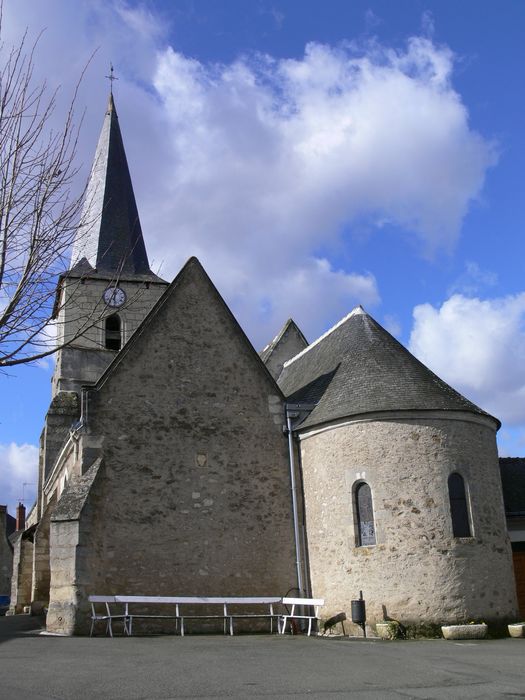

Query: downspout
[286,406,304,596]
[285,401,317,597]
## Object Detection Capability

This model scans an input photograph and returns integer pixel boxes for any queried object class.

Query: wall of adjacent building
[0,506,13,597]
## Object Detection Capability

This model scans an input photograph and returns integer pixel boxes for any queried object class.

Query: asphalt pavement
[1,615,524,699]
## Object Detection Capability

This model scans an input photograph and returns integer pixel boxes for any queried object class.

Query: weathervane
[105,63,118,94]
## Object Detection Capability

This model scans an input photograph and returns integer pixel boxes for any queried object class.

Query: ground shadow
[0,614,45,644]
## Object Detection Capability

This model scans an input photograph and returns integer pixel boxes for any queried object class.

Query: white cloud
[0,442,39,517]
[147,37,495,343]
[1,2,497,348]
[409,294,525,425]
[448,261,498,296]
[230,257,379,345]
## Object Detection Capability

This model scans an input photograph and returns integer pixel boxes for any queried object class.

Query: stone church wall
[9,532,34,614]
[30,497,56,614]
[46,262,297,634]
[264,323,308,381]
[299,412,518,630]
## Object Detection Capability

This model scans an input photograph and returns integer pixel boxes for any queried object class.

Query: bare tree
[0,16,94,368]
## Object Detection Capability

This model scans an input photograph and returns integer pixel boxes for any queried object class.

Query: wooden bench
[279,597,325,636]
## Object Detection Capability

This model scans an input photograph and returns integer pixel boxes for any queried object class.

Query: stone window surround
[352,479,377,548]
[104,313,122,351]
[447,471,475,539]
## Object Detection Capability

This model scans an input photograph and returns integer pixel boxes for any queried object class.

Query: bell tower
[51,92,168,396]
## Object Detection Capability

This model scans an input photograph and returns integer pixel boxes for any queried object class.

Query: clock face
[103,286,127,307]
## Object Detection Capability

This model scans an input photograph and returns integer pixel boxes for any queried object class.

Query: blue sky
[1,0,525,514]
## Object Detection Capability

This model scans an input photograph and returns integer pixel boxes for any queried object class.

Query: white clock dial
[103,286,127,307]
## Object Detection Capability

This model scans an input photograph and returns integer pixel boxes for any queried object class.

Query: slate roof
[499,458,525,515]
[69,94,164,282]
[278,306,498,430]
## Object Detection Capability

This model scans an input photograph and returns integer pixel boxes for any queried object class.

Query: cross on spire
[105,64,118,94]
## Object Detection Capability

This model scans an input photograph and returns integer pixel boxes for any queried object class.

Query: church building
[8,94,519,635]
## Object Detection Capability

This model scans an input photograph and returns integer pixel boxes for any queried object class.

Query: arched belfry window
[355,482,376,546]
[105,314,121,351]
[448,472,471,538]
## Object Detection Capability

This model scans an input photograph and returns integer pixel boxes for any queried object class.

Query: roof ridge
[260,318,295,356]
[93,257,283,397]
[283,305,366,369]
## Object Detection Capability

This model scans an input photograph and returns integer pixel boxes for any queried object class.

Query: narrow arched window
[105,314,121,351]
[448,473,471,537]
[355,482,376,546]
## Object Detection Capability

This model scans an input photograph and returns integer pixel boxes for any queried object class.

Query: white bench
[279,597,325,636]
[88,595,131,637]
[88,595,324,636]
[113,596,282,636]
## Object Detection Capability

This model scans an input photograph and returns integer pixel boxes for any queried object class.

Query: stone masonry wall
[9,533,33,613]
[31,497,56,614]
[42,393,80,480]
[55,277,167,350]
[47,520,81,634]
[264,324,308,381]
[52,277,168,396]
[46,261,297,634]
[299,414,518,629]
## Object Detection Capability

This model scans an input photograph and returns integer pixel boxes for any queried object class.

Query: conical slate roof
[70,94,162,281]
[278,306,498,429]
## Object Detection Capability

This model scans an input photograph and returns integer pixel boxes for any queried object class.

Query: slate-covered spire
[70,93,160,280]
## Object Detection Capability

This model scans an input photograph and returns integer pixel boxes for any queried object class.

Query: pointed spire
[70,92,159,280]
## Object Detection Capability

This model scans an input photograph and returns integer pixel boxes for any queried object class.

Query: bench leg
[307,618,312,636]
[90,618,95,637]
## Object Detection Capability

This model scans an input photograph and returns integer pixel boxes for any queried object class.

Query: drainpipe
[80,386,89,429]
[286,406,304,596]
[285,401,317,597]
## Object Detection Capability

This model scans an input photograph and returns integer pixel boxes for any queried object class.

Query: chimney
[16,502,26,531]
